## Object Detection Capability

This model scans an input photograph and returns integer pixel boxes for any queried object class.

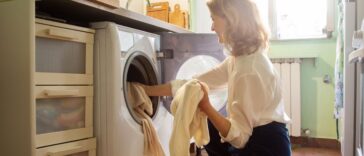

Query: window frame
[264,0,335,40]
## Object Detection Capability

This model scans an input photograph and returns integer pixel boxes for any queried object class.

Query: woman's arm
[143,83,172,97]
[194,58,229,90]
[199,82,231,137]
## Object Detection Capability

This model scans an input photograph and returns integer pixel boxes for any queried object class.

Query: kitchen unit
[0,0,190,156]
[34,18,96,155]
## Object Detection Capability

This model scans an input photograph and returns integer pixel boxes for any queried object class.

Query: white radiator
[272,58,301,137]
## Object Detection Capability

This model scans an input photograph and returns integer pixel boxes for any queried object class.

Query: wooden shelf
[36,0,191,33]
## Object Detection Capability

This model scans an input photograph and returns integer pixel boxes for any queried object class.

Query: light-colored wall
[120,0,146,14]
[122,0,191,16]
[190,0,213,33]
[0,0,35,156]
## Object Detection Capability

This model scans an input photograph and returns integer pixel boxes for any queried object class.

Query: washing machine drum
[123,51,160,124]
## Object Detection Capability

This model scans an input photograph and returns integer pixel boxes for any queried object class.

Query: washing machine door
[160,33,227,113]
[122,37,161,124]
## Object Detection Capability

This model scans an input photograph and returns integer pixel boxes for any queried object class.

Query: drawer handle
[44,89,79,97]
[47,145,83,156]
[47,29,77,40]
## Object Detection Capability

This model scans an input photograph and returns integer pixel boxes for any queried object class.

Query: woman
[144,0,291,155]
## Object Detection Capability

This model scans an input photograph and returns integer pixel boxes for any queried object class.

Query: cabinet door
[35,21,94,85]
[35,86,93,147]
[36,138,96,156]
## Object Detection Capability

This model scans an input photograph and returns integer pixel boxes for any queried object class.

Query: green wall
[269,38,337,139]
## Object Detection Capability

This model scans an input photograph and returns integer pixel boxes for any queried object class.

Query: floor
[190,147,341,156]
[291,147,341,156]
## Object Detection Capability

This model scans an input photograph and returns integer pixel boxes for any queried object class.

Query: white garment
[127,82,165,156]
[169,79,210,156]
[195,49,291,148]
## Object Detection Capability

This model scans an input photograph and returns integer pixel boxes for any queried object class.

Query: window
[256,0,334,40]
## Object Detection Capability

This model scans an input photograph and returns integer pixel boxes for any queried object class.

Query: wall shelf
[36,0,191,33]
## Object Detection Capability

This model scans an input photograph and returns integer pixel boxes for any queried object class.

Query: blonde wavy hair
[207,0,270,55]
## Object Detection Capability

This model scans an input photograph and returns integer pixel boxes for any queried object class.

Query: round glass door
[175,55,227,111]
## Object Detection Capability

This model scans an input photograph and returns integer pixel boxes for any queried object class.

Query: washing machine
[92,22,227,156]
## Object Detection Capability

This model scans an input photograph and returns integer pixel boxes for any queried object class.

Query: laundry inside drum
[124,53,159,124]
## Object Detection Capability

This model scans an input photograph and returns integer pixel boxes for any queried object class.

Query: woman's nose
[211,25,215,31]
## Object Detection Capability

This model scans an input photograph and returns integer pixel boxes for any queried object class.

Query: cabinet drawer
[36,138,96,156]
[35,19,94,85]
[35,86,93,147]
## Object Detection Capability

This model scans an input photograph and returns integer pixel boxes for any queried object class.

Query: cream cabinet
[35,86,93,147]
[35,19,94,85]
[0,1,189,156]
[36,138,96,156]
[35,19,96,155]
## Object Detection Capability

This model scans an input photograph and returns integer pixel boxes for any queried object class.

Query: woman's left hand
[198,81,211,113]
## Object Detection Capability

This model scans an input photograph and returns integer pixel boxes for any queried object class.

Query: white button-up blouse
[195,49,291,148]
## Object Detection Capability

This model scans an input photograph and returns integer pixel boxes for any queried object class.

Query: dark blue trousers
[205,120,291,156]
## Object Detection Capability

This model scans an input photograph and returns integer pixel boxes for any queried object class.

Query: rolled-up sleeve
[220,73,270,148]
[194,58,229,90]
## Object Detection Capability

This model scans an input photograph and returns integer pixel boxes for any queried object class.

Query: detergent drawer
[36,138,96,156]
[35,19,94,85]
[35,86,93,147]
